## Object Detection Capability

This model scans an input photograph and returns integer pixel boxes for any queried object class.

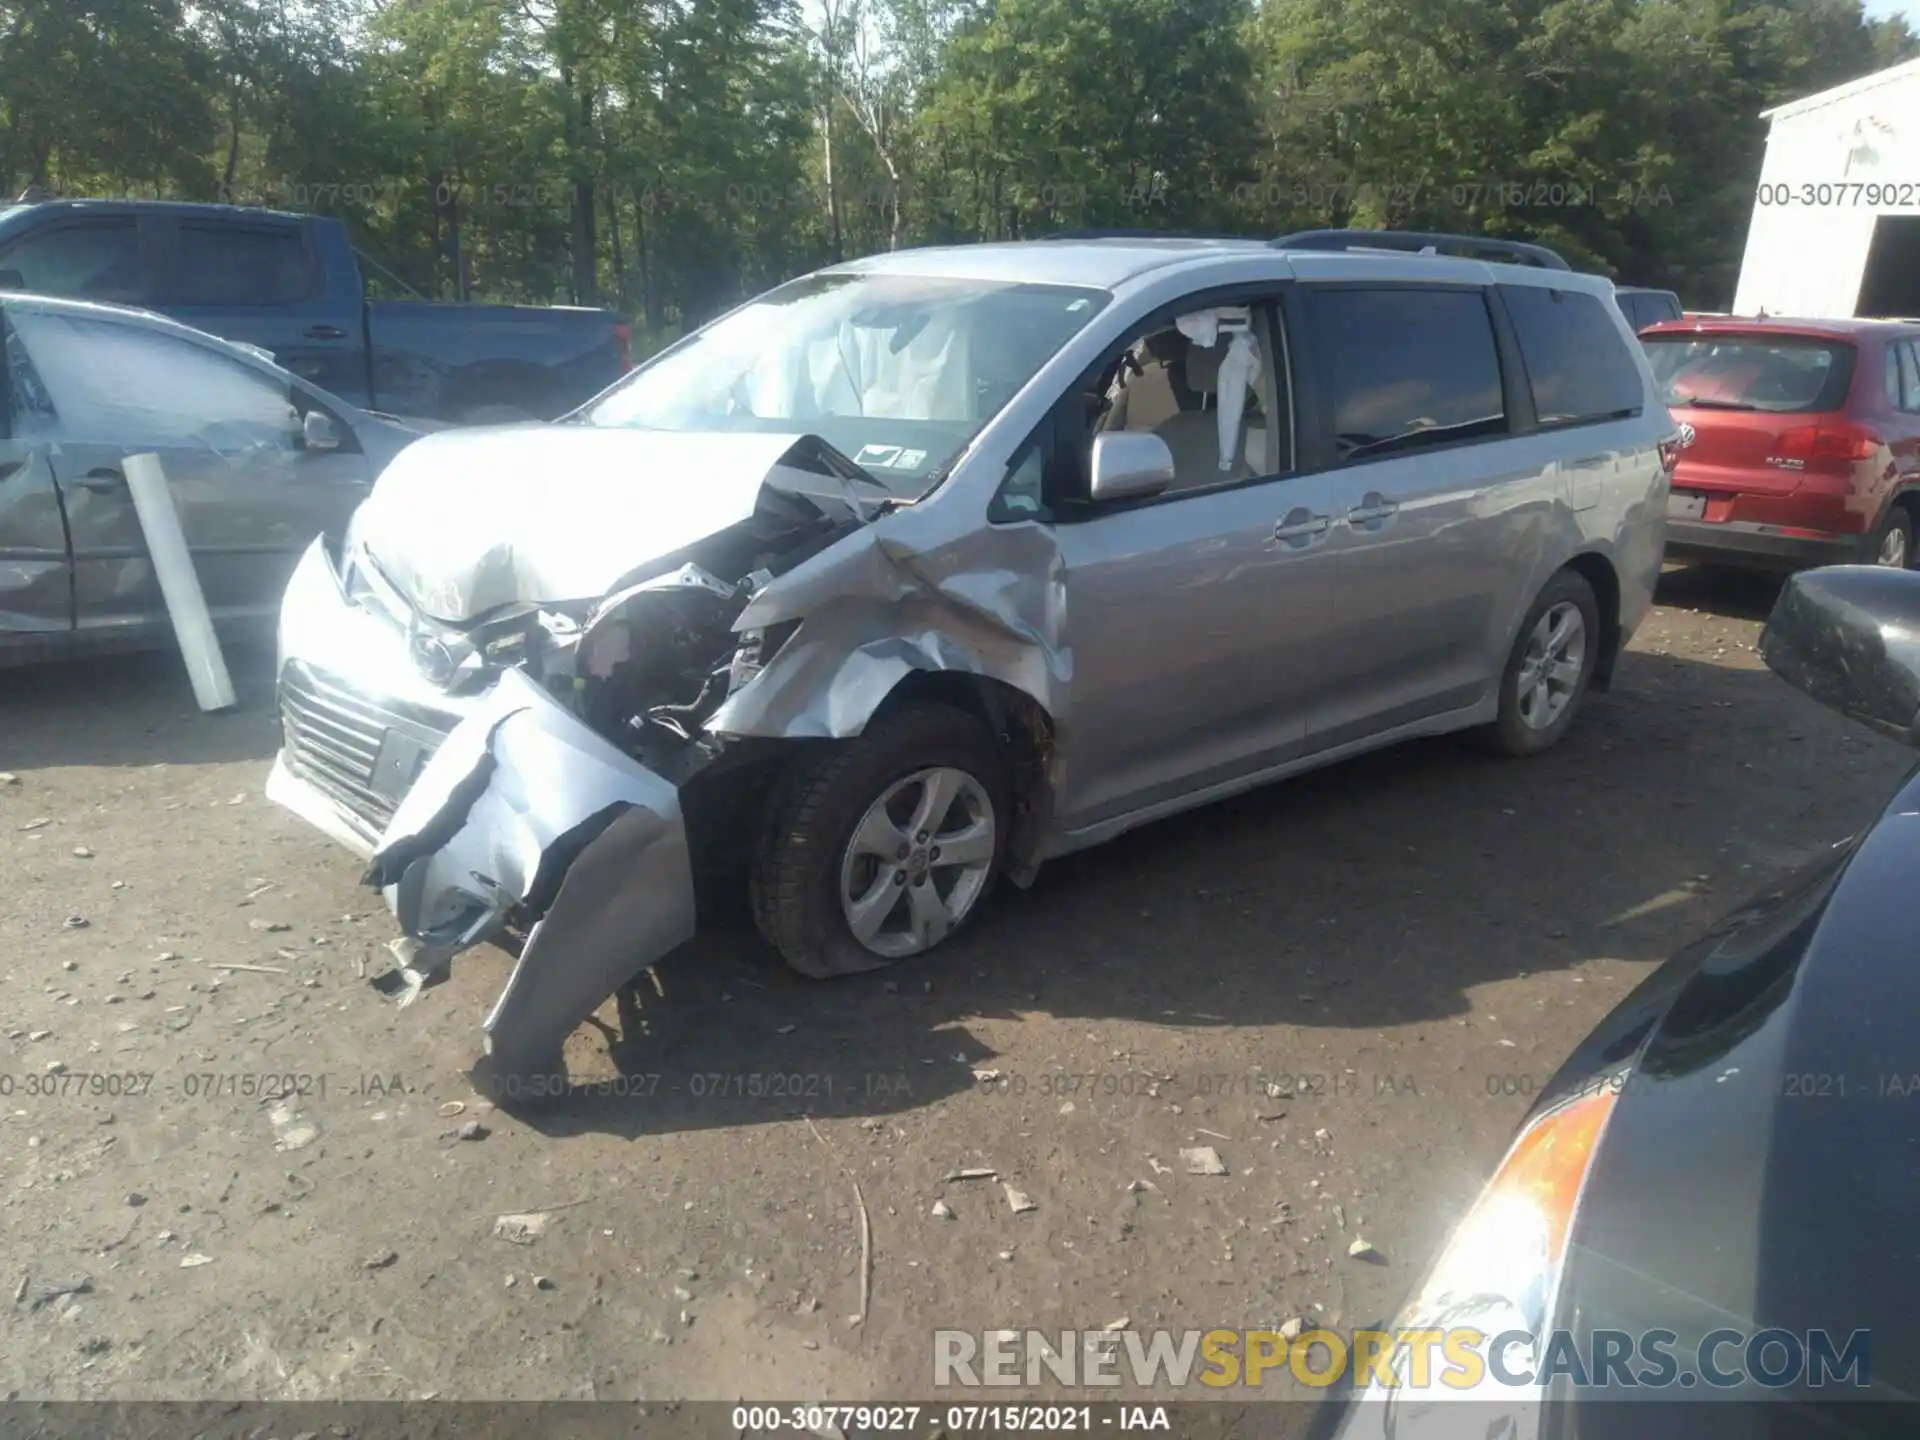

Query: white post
[123,451,237,713]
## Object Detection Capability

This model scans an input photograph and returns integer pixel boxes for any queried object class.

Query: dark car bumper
[1665,518,1863,571]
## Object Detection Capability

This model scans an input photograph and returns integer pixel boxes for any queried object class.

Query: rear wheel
[751,705,1009,978]
[1478,569,1601,758]
[1867,508,1913,569]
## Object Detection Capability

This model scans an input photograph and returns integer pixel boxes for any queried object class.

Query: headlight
[1342,1083,1620,1438]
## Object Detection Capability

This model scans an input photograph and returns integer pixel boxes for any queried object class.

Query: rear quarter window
[1501,285,1644,427]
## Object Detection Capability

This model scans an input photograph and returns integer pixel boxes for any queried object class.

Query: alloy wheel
[838,766,996,959]
[1516,601,1587,731]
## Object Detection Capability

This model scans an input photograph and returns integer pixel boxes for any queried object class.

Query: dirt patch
[0,571,1908,1406]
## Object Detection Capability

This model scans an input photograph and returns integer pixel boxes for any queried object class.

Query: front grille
[279,661,457,839]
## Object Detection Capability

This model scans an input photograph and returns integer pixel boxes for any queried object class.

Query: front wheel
[751,705,1009,978]
[1478,569,1601,757]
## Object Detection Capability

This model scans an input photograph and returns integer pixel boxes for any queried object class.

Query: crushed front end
[265,430,870,1089]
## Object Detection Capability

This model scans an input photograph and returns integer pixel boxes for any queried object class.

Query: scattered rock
[62,915,88,930]
[178,1254,213,1269]
[1314,1128,1332,1144]
[60,961,76,972]
[1102,1316,1130,1332]
[1181,1146,1229,1176]
[77,1337,110,1356]
[945,1167,996,1181]
[456,1120,489,1142]
[972,1068,1002,1082]
[533,1275,555,1291]
[21,817,50,831]
[1348,1237,1382,1262]
[997,1250,1014,1261]
[248,919,292,933]
[493,1212,551,1245]
[930,1199,954,1220]
[27,1030,49,1042]
[672,1285,693,1302]
[1003,1184,1037,1215]
[796,1296,820,1314]
[1280,1317,1306,1341]
[44,1061,67,1075]
[1126,1179,1148,1194]
[364,1249,398,1270]
[71,846,93,860]
[0,772,17,784]
[504,1275,517,1288]
[680,1309,695,1327]
[125,1193,145,1208]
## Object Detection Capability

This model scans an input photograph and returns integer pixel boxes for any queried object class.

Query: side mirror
[302,409,342,452]
[1760,565,1920,744]
[1088,431,1176,503]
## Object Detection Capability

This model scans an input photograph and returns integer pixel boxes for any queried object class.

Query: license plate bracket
[371,728,433,801]
[1667,491,1706,521]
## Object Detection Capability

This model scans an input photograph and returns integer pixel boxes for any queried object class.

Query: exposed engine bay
[430,478,857,776]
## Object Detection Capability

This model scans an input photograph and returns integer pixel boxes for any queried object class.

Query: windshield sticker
[855,443,904,469]
[895,448,927,469]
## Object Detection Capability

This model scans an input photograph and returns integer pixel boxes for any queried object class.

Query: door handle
[77,466,126,492]
[1273,509,1332,542]
[1346,502,1400,524]
[304,324,348,340]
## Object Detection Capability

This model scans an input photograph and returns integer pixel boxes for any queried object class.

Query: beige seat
[1155,338,1257,488]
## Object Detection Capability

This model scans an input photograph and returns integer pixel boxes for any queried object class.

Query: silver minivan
[267,229,1677,1089]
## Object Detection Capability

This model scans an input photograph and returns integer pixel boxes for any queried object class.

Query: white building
[1733,56,1920,318]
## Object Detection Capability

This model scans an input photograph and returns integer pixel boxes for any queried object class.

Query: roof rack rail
[1273,228,1571,271]
[1037,228,1252,242]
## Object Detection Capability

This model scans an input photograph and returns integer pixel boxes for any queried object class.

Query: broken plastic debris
[945,1167,996,1181]
[1003,1184,1037,1215]
[178,1254,213,1269]
[493,1212,552,1245]
[1181,1147,1229,1176]
[930,1200,954,1219]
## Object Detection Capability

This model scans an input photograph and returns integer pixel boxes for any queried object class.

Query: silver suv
[268,229,1677,1089]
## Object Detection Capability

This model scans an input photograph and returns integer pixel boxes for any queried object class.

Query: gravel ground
[0,565,1910,1415]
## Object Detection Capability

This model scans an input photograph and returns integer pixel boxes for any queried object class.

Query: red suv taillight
[1770,422,1879,469]
[613,322,633,372]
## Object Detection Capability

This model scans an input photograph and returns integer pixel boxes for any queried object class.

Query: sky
[1865,0,1920,22]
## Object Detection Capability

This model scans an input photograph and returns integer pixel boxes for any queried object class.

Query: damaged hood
[352,425,841,623]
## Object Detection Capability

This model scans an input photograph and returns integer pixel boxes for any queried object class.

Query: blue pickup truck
[0,199,631,425]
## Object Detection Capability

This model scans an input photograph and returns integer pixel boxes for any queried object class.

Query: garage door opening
[1855,215,1920,317]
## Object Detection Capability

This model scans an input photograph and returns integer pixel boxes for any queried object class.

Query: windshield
[583,271,1110,496]
[1643,334,1855,413]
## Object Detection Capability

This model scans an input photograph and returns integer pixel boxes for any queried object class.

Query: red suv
[1643,317,1920,571]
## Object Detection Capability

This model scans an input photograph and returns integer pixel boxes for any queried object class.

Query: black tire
[1477,569,1601,758]
[751,704,1011,979]
[1865,506,1914,569]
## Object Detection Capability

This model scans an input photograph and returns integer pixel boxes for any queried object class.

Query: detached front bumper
[267,538,698,1088]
